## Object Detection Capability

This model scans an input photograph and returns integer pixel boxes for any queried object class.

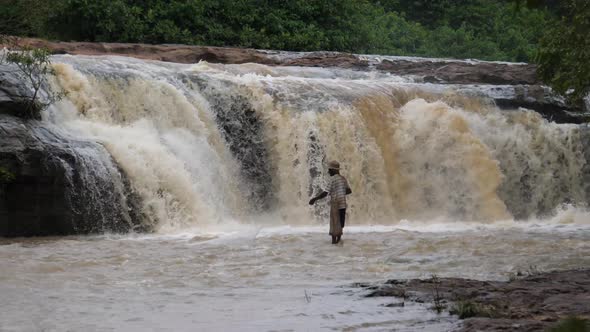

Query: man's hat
[328,160,340,170]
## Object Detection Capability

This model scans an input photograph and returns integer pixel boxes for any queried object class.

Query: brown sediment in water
[360,269,590,332]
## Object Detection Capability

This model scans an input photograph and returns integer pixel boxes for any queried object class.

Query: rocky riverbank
[358,269,590,331]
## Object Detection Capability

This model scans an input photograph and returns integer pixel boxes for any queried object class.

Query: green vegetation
[0,0,550,62]
[1,35,66,118]
[1,0,588,107]
[5,47,66,118]
[535,0,590,108]
[550,317,590,332]
[449,300,497,319]
[0,167,15,183]
[429,274,446,313]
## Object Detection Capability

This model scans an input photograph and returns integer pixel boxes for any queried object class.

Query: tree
[1,0,560,64]
[1,36,66,118]
[534,0,590,108]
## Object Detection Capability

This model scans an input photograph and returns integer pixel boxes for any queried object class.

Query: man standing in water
[309,161,352,244]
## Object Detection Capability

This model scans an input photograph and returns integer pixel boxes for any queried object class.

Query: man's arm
[345,178,352,195]
[309,191,328,205]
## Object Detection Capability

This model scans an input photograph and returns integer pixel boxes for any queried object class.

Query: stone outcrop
[0,66,31,116]
[7,38,536,85]
[13,38,281,66]
[359,269,590,332]
[0,114,145,237]
[376,58,538,85]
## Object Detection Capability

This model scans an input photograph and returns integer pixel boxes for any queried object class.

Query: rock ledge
[359,269,590,332]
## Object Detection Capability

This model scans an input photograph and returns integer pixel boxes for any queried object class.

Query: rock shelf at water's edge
[357,269,590,332]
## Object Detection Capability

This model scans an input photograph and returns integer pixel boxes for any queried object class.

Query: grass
[550,317,590,332]
[430,274,446,313]
[449,300,497,319]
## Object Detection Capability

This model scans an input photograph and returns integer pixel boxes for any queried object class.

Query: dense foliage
[1,0,588,107]
[534,0,590,107]
[1,0,550,62]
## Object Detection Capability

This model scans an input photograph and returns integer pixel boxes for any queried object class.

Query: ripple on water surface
[1,222,589,331]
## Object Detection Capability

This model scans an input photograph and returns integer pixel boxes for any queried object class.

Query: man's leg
[339,209,346,228]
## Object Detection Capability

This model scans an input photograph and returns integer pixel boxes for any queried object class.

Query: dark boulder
[0,114,146,237]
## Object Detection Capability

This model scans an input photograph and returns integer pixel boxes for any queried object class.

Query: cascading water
[44,54,588,231]
[0,115,143,235]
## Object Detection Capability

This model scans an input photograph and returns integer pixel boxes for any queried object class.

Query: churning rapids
[1,54,590,331]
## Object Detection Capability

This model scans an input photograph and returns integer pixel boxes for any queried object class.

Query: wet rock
[9,38,535,86]
[282,51,369,69]
[383,302,405,308]
[11,38,280,66]
[192,77,275,211]
[376,59,538,85]
[460,318,546,332]
[361,269,590,332]
[11,38,536,85]
[0,114,146,237]
[0,66,32,116]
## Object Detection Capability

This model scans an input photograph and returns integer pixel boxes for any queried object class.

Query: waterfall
[43,54,587,230]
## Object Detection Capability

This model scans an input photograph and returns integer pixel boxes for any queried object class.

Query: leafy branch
[1,35,66,118]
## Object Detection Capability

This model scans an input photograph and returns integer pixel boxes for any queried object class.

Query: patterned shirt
[328,174,350,209]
